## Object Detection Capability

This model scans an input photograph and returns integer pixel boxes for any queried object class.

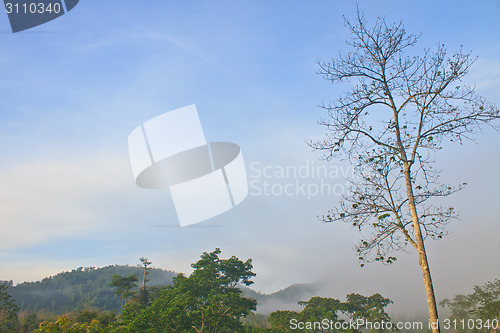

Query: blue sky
[1,0,499,315]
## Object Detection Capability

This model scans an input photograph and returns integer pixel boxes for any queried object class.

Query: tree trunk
[403,165,440,333]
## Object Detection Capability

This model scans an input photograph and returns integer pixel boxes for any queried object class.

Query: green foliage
[0,283,18,313]
[0,257,399,332]
[241,313,270,330]
[0,282,19,333]
[74,309,116,328]
[268,310,298,332]
[343,293,393,324]
[5,265,175,314]
[440,278,500,327]
[18,310,40,333]
[35,315,100,333]
[34,310,117,333]
[268,293,394,332]
[109,275,138,305]
[121,248,257,332]
[299,296,342,323]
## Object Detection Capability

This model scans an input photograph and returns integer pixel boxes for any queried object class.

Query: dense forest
[1,265,318,317]
[0,250,498,332]
[3,265,177,315]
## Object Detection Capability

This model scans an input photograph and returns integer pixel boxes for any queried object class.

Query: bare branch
[311,9,498,266]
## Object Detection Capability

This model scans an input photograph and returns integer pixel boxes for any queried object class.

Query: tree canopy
[120,248,257,332]
[109,274,139,305]
[269,293,393,332]
[0,283,19,332]
[440,279,500,329]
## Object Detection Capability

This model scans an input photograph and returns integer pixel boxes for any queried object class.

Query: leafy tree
[8,265,175,314]
[35,315,77,333]
[441,279,500,332]
[310,8,499,332]
[268,310,298,332]
[268,293,393,332]
[468,280,500,327]
[34,310,117,333]
[240,313,270,331]
[0,283,19,333]
[440,294,472,325]
[109,274,138,306]
[0,284,17,313]
[74,309,116,328]
[299,296,342,325]
[35,315,100,333]
[342,293,393,331]
[122,248,257,332]
[18,310,39,333]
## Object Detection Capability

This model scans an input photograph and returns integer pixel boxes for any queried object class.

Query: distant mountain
[2,266,320,316]
[3,265,176,314]
[242,283,321,314]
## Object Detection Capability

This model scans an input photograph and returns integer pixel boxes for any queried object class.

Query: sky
[0,0,499,317]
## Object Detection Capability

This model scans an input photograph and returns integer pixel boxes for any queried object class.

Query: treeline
[0,250,396,332]
[1,250,499,332]
[4,265,176,314]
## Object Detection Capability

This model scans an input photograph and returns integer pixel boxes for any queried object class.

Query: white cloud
[0,151,131,250]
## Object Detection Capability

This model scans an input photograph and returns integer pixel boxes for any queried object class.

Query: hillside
[242,283,320,314]
[3,265,176,314]
[2,266,319,316]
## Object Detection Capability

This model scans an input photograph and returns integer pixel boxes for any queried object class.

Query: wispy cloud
[468,58,500,96]
[0,151,130,250]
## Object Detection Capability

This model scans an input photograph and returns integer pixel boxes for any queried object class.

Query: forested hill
[1,266,321,316]
[2,265,177,315]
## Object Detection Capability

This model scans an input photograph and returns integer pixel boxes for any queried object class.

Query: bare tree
[311,9,499,332]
